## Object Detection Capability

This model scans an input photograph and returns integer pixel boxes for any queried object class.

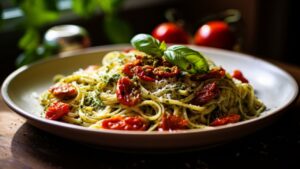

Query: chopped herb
[83,91,104,110]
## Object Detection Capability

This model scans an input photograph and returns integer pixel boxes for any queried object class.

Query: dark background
[0,0,299,81]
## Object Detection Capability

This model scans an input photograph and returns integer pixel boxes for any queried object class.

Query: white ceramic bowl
[1,44,298,151]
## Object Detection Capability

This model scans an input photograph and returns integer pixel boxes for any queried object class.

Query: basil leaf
[164,45,209,74]
[130,34,165,57]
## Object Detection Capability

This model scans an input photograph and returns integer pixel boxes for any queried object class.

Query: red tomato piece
[210,114,241,126]
[122,60,142,78]
[123,60,156,82]
[152,22,189,44]
[116,77,141,106]
[45,102,70,120]
[102,116,147,131]
[123,63,136,78]
[158,114,188,131]
[232,70,249,83]
[192,67,226,81]
[194,21,234,49]
[102,117,125,130]
[191,82,220,106]
[49,83,77,100]
[123,116,148,130]
[153,66,180,78]
[134,65,156,82]
[205,67,226,79]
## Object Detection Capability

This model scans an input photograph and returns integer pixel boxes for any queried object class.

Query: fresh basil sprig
[130,34,166,57]
[130,34,209,74]
[163,45,209,74]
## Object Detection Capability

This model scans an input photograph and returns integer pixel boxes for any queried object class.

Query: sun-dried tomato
[191,82,220,106]
[158,114,188,131]
[232,70,249,83]
[102,116,147,131]
[210,114,241,126]
[49,83,77,100]
[116,77,141,106]
[45,102,70,120]
[153,66,180,78]
[192,67,226,81]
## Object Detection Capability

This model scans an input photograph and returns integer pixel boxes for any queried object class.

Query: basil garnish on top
[130,34,209,74]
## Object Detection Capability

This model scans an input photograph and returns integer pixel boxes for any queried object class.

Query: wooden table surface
[1,59,300,169]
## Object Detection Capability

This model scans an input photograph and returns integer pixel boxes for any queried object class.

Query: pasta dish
[40,34,265,131]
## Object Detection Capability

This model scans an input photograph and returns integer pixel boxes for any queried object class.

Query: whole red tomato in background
[152,22,189,44]
[194,21,235,50]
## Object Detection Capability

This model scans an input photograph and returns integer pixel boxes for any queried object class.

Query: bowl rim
[1,44,299,136]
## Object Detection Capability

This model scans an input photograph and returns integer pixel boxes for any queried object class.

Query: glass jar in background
[44,24,91,56]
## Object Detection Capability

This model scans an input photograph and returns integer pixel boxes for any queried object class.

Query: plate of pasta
[1,34,298,151]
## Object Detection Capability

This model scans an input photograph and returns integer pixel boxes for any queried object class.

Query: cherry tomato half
[45,101,70,120]
[194,21,234,49]
[116,77,141,107]
[152,22,189,44]
[101,116,148,131]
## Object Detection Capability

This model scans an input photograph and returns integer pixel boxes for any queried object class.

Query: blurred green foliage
[1,0,132,67]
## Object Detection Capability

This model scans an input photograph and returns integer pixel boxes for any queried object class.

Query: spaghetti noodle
[40,34,265,131]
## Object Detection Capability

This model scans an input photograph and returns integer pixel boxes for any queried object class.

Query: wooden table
[1,59,300,169]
